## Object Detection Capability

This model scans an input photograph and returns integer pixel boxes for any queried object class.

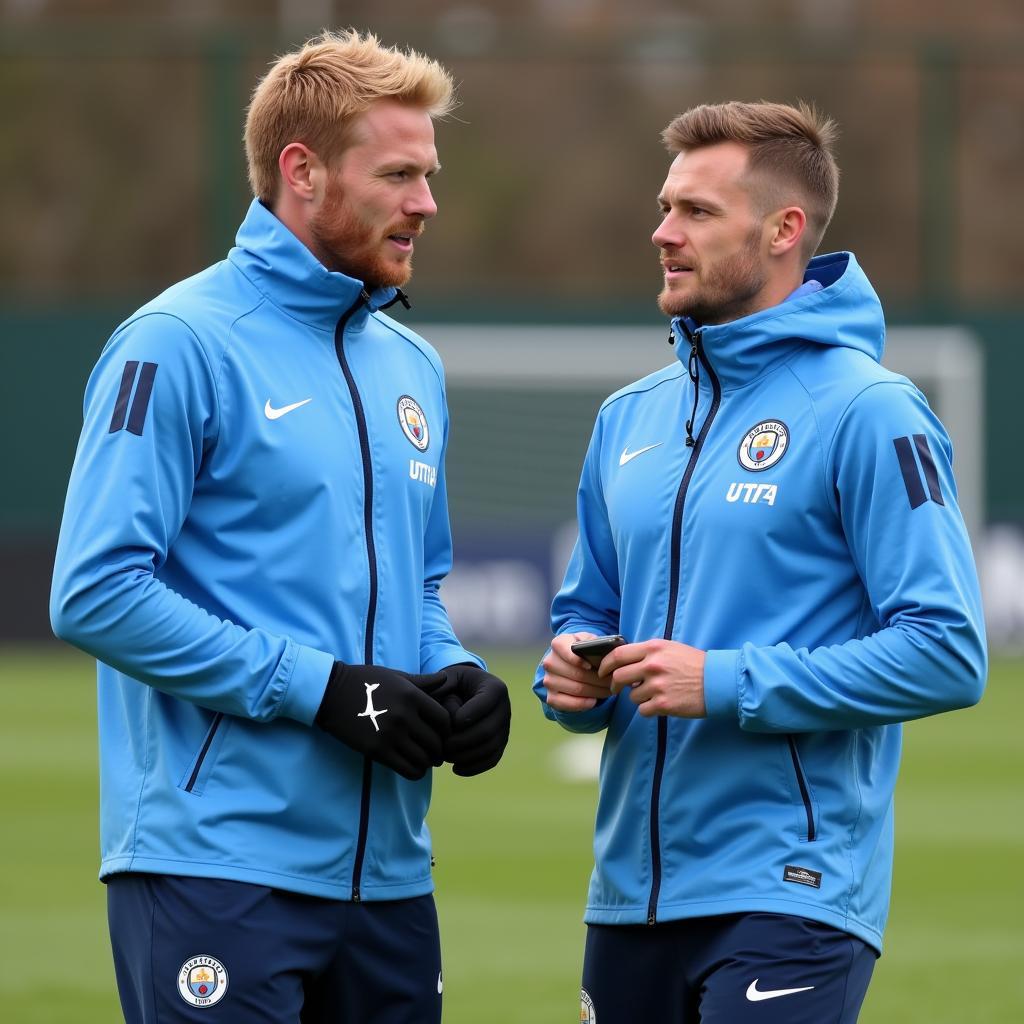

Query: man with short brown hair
[537,100,985,1023]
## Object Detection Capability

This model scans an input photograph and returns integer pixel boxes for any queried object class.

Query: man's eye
[691,207,709,218]
[389,170,408,180]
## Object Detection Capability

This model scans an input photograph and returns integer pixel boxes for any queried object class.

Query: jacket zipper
[787,736,817,841]
[647,329,721,925]
[334,290,376,902]
[184,712,224,793]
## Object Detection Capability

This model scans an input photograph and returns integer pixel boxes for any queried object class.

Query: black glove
[316,662,454,780]
[441,664,512,777]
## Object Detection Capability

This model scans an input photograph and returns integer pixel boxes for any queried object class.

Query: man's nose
[406,179,438,220]
[652,214,680,251]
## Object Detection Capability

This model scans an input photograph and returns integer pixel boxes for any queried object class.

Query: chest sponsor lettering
[726,482,778,506]
[409,459,437,487]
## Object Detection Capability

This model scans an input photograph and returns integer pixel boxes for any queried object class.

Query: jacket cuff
[421,645,486,674]
[277,643,336,725]
[545,699,612,734]
[703,648,741,722]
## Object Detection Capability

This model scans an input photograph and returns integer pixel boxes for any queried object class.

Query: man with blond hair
[536,101,986,1022]
[51,29,510,1023]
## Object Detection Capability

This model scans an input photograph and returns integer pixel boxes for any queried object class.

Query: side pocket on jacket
[786,735,818,842]
[178,712,230,796]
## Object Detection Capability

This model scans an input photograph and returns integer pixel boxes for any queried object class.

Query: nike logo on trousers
[745,979,815,1001]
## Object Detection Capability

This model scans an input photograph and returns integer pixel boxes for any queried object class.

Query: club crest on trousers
[178,955,228,1007]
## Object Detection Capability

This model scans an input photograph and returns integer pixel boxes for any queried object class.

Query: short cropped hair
[662,101,840,259]
[245,29,456,202]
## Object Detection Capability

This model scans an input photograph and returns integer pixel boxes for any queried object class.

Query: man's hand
[598,639,707,718]
[441,665,512,777]
[315,662,453,780]
[541,632,615,712]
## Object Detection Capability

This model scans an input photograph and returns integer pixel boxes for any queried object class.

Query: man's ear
[767,206,806,257]
[278,143,324,203]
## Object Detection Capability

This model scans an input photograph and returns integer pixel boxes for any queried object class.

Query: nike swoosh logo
[746,980,815,1002]
[264,398,312,420]
[619,443,662,466]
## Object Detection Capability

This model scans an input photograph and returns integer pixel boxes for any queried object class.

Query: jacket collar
[227,199,401,332]
[670,251,885,390]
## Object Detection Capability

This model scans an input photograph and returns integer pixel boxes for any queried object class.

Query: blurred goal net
[416,322,984,646]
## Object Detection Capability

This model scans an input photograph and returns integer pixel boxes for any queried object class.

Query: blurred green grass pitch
[1,648,1021,1022]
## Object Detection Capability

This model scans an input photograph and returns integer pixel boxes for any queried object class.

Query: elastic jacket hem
[583,896,883,953]
[100,857,435,902]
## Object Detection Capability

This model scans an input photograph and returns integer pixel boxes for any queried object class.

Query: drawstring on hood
[379,288,412,311]
[684,335,700,447]
[670,320,703,447]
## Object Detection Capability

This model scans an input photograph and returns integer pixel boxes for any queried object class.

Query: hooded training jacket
[534,252,986,951]
[50,198,482,901]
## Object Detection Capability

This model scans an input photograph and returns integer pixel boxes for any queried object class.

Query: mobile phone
[570,634,626,669]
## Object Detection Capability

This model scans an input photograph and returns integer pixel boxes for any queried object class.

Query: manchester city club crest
[397,395,430,452]
[738,419,789,472]
[580,986,597,1023]
[177,955,229,1007]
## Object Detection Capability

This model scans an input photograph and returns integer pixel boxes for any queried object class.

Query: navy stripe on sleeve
[913,433,945,506]
[126,362,158,436]
[893,436,927,509]
[108,360,139,433]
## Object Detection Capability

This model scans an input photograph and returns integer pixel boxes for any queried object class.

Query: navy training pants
[581,911,877,1023]
[107,873,443,1023]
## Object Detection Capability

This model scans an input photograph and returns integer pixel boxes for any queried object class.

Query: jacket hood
[672,251,885,389]
[228,198,401,332]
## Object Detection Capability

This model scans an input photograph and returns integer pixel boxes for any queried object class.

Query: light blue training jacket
[534,252,986,951]
[51,198,481,901]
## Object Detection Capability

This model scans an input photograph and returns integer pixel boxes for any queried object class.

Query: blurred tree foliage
[1,0,1021,313]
